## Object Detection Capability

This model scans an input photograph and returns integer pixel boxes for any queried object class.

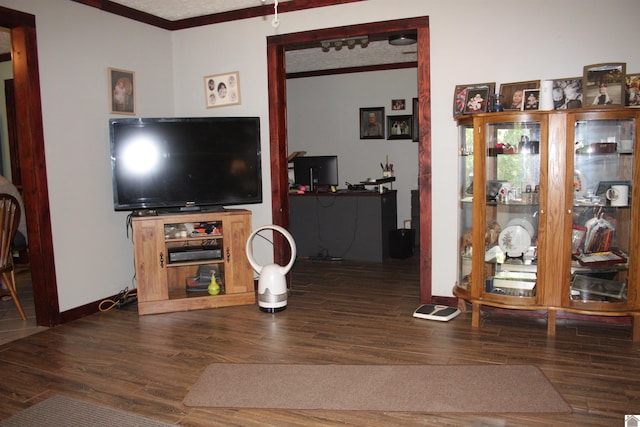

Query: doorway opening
[266,17,433,302]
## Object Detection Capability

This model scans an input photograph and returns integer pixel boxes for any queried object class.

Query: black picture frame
[583,62,626,108]
[453,82,495,116]
[463,87,490,114]
[360,107,385,139]
[412,97,419,142]
[387,115,412,140]
[522,89,540,111]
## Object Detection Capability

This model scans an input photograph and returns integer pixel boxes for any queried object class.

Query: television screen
[292,155,339,191]
[110,117,262,211]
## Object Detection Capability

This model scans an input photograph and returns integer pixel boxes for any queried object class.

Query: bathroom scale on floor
[413,304,461,322]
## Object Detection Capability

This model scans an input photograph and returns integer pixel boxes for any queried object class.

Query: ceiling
[0,0,417,74]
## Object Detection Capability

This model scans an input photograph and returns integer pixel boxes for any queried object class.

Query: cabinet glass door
[483,119,541,301]
[569,117,634,306]
[457,121,474,291]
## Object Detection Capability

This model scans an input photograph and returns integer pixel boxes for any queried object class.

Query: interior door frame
[266,16,433,302]
[1,6,61,326]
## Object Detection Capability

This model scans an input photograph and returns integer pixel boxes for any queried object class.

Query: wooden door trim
[1,6,60,326]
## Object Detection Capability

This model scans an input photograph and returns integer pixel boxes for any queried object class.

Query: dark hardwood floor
[0,254,638,426]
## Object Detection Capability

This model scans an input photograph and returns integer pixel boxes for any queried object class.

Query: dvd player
[168,245,222,263]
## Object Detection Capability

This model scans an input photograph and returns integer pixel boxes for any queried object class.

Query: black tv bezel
[109,116,263,212]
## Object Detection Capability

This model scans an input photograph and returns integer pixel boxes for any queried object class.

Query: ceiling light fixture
[320,36,369,52]
[388,34,417,46]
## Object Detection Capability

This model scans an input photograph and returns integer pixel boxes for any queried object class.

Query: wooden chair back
[0,194,20,271]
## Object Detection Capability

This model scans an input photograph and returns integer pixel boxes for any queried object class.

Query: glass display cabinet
[455,109,639,341]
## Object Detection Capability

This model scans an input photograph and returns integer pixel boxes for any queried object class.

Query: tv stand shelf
[131,209,255,315]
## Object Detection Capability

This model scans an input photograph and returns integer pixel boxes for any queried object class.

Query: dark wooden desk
[289,190,397,262]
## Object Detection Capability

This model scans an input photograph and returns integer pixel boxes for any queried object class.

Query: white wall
[0,0,638,312]
[287,70,419,227]
[0,0,175,310]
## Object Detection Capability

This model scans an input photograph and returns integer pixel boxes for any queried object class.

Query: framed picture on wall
[583,62,625,107]
[387,115,412,140]
[625,73,640,107]
[500,80,540,111]
[360,107,385,139]
[392,99,406,110]
[412,97,419,142]
[109,67,135,115]
[453,82,495,116]
[204,71,241,108]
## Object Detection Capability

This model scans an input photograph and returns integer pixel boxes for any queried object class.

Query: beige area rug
[183,364,571,413]
[0,395,174,427]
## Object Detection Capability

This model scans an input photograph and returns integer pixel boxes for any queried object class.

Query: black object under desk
[289,190,397,262]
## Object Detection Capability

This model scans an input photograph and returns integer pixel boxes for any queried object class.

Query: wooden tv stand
[131,209,255,315]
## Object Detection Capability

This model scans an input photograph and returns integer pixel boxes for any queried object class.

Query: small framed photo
[500,80,540,111]
[204,71,240,108]
[551,78,583,109]
[583,62,625,107]
[391,99,406,110]
[360,107,385,139]
[625,73,640,107]
[453,82,495,116]
[109,67,135,115]
[522,89,540,111]
[387,115,412,140]
[412,97,419,142]
[463,87,489,114]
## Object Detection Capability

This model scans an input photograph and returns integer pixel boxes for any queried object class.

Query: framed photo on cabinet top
[522,89,540,111]
[500,80,540,111]
[583,62,625,107]
[453,82,495,116]
[463,87,489,114]
[551,78,583,109]
[109,67,135,115]
[625,73,640,107]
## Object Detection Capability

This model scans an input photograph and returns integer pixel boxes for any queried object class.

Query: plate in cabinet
[498,225,531,258]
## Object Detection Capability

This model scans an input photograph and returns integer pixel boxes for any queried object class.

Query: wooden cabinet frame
[455,108,640,341]
[132,210,255,315]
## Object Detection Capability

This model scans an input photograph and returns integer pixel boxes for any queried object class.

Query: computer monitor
[292,156,339,191]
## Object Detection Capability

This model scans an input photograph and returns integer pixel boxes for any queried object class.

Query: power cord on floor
[99,287,138,312]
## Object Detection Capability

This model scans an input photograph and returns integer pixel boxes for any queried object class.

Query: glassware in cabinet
[569,117,634,306]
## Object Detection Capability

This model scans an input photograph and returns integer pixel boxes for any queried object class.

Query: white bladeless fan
[246,225,296,313]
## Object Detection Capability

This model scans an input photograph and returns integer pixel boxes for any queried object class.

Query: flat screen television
[292,155,339,191]
[110,117,262,212]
